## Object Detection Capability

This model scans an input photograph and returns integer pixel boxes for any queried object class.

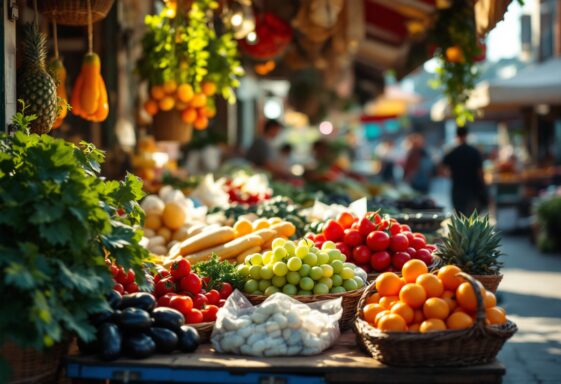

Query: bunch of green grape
[237,239,366,296]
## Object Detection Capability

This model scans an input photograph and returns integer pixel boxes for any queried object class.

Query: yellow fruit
[376,273,404,297]
[484,291,497,308]
[423,297,450,320]
[363,304,386,325]
[391,302,414,324]
[416,273,444,298]
[181,108,197,124]
[419,318,446,333]
[437,265,464,291]
[201,81,217,96]
[399,283,427,309]
[233,219,253,237]
[366,292,380,305]
[446,312,474,330]
[162,202,186,230]
[150,85,166,100]
[159,96,175,111]
[144,214,162,231]
[157,227,172,243]
[163,79,177,94]
[402,259,428,283]
[253,218,270,230]
[378,314,407,332]
[374,310,390,327]
[176,83,194,103]
[442,290,457,312]
[486,307,507,325]
[456,281,486,312]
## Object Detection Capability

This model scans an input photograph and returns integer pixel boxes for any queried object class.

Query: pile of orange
[143,80,217,130]
[362,261,507,332]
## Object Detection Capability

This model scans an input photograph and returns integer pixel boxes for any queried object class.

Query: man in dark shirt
[246,119,288,177]
[442,126,486,215]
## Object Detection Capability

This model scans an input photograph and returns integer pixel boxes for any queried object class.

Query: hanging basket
[152,110,193,144]
[36,0,115,26]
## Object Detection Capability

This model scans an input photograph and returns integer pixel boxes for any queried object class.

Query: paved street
[498,235,561,383]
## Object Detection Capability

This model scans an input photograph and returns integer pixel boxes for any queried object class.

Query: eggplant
[177,325,199,353]
[148,327,178,353]
[119,292,156,312]
[107,290,122,309]
[90,308,114,326]
[151,307,184,332]
[119,307,152,331]
[98,322,122,361]
[77,337,99,355]
[122,333,156,359]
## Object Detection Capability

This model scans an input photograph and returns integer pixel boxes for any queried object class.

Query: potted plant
[434,212,503,292]
[535,193,561,252]
[0,106,149,383]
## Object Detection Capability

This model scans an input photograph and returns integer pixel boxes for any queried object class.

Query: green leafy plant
[536,195,561,252]
[0,104,150,350]
[194,254,245,290]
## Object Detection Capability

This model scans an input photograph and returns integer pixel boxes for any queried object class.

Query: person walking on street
[246,119,289,178]
[441,126,487,216]
[404,134,433,194]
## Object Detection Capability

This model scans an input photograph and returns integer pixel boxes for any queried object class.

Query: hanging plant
[138,0,243,130]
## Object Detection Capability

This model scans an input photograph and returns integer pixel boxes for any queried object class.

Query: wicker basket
[36,0,115,26]
[152,110,193,144]
[354,273,517,367]
[192,321,214,344]
[245,287,365,331]
[471,274,503,293]
[0,341,69,384]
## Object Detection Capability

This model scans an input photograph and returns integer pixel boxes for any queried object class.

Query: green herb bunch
[0,104,150,350]
[194,254,245,290]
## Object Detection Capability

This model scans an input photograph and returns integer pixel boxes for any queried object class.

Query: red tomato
[170,295,193,315]
[389,223,402,236]
[219,282,234,299]
[110,265,119,277]
[359,264,372,273]
[415,249,433,265]
[116,268,129,285]
[323,220,344,242]
[400,224,412,232]
[314,234,326,243]
[352,245,371,264]
[335,242,352,258]
[154,270,171,284]
[358,217,376,236]
[410,236,427,250]
[218,299,226,307]
[389,233,409,252]
[370,251,391,271]
[201,276,211,289]
[425,244,437,252]
[192,293,208,309]
[366,231,390,251]
[170,259,191,280]
[125,282,139,293]
[314,241,325,249]
[378,220,389,231]
[344,229,363,247]
[306,233,316,240]
[403,231,415,244]
[414,232,427,241]
[155,277,177,297]
[180,273,202,295]
[157,293,178,307]
[406,247,417,258]
[185,309,204,324]
[336,212,356,229]
[203,305,219,322]
[113,283,124,295]
[205,289,220,305]
[392,251,411,270]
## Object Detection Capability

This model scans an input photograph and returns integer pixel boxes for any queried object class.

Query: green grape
[298,290,312,296]
[322,241,336,250]
[332,274,343,287]
[272,275,287,288]
[258,279,271,291]
[299,277,314,291]
[253,290,263,295]
[310,247,321,254]
[287,257,302,271]
[260,266,274,280]
[303,253,318,266]
[264,286,280,296]
[330,286,346,294]
[330,260,344,274]
[272,238,286,248]
[298,239,313,247]
[262,251,272,265]
[249,265,262,280]
[244,279,258,293]
[343,278,358,291]
[317,252,330,265]
[244,255,252,265]
[340,267,355,280]
[309,266,324,281]
[321,264,334,278]
[313,283,329,295]
[327,249,342,262]
[237,264,250,277]
[284,241,296,255]
[273,261,288,276]
[250,253,263,266]
[295,245,308,259]
[353,276,365,289]
[343,262,355,269]
[299,264,311,277]
[282,284,298,296]
[286,271,301,285]
[319,277,333,289]
[273,246,287,260]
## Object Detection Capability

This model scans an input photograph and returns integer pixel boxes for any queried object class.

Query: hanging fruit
[17,23,58,134]
[71,53,109,122]
[49,21,68,129]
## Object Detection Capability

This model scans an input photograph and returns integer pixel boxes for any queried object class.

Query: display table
[65,332,506,384]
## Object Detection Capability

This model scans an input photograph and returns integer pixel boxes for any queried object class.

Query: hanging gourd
[48,20,69,129]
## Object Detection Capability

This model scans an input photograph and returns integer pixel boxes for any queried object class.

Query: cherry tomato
[404,231,415,244]
[410,236,427,250]
[400,224,412,232]
[170,259,191,280]
[125,282,139,293]
[335,242,352,259]
[110,265,119,278]
[306,233,316,240]
[323,220,344,242]
[336,212,356,229]
[219,282,233,299]
[180,273,202,295]
[358,217,376,237]
[201,276,211,289]
[377,220,389,231]
[157,293,178,307]
[218,299,226,307]
[392,251,412,270]
[154,276,176,297]
[425,244,437,252]
[406,247,417,258]
[113,283,124,295]
[370,251,391,271]
[203,305,219,322]
[205,289,220,305]
[192,293,208,309]
[415,249,433,265]
[389,233,409,252]
[170,295,193,315]
[414,232,427,241]
[315,234,326,243]
[359,264,372,273]
[314,241,324,249]
[352,245,371,264]
[389,223,402,236]
[185,309,204,324]
[344,229,363,247]
[366,231,390,251]
[153,270,171,284]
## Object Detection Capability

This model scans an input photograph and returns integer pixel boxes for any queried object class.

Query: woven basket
[0,341,69,384]
[245,287,365,331]
[192,322,214,344]
[152,110,193,144]
[471,274,503,293]
[36,0,115,26]
[354,272,517,367]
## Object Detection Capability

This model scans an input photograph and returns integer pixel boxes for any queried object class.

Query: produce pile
[362,261,507,332]
[309,212,437,274]
[221,174,272,205]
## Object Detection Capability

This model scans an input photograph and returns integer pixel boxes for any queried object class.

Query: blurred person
[246,119,289,178]
[403,134,433,194]
[278,143,294,174]
[379,139,398,183]
[441,126,487,215]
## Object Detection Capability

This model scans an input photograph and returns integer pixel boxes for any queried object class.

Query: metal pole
[2,0,18,129]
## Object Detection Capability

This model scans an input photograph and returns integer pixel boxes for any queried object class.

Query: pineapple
[435,212,503,275]
[17,23,58,134]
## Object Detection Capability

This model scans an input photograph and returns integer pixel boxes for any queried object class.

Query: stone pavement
[498,235,561,383]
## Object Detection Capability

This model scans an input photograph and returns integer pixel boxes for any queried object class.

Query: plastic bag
[211,291,342,357]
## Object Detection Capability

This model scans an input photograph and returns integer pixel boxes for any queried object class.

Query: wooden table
[65,332,506,383]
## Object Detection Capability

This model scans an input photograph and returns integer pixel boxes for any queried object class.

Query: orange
[144,214,162,231]
[453,307,468,314]
[416,273,444,298]
[437,265,463,291]
[399,283,427,309]
[446,312,474,330]
[204,105,216,118]
[446,46,465,63]
[363,304,386,324]
[159,96,175,111]
[177,83,194,103]
[366,292,380,304]
[201,81,217,96]
[496,306,506,315]
[376,273,404,297]
[408,323,421,331]
[191,93,207,108]
[402,259,428,283]
[194,116,208,130]
[163,79,177,94]
[441,290,457,312]
[252,218,270,230]
[144,99,159,116]
[233,219,253,237]
[486,307,507,325]
[423,297,450,320]
[456,282,486,312]
[162,202,186,230]
[181,108,197,124]
[175,101,188,110]
[377,314,407,332]
[413,309,424,323]
[419,318,446,333]
[390,302,414,324]
[150,85,166,100]
[379,296,399,309]
[484,291,497,308]
[374,310,390,326]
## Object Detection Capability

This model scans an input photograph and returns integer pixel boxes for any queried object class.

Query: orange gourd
[49,58,68,128]
[71,52,109,123]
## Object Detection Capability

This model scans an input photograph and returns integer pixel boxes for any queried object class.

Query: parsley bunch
[194,255,245,291]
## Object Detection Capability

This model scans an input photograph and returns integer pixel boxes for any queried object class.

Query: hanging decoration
[239,12,293,61]
[48,20,69,129]
[223,0,255,39]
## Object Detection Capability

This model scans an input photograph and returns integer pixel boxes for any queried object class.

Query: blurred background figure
[441,126,487,215]
[378,139,398,184]
[278,143,294,174]
[246,119,289,178]
[403,133,433,194]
